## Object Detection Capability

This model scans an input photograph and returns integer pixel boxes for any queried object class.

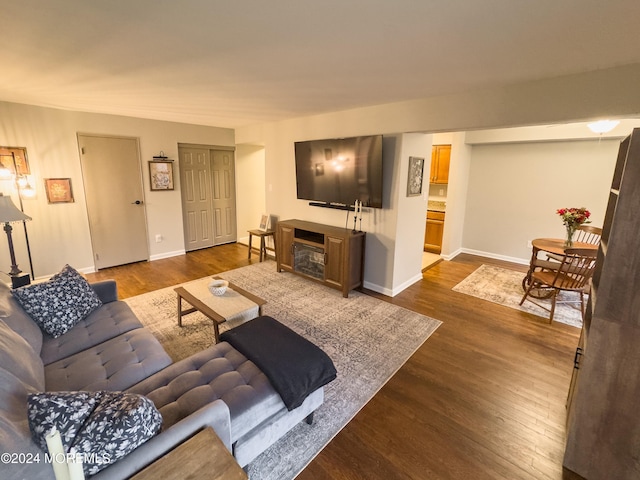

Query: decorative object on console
[149,152,174,191]
[12,264,102,337]
[556,207,591,247]
[0,193,32,288]
[407,156,425,196]
[44,178,74,203]
[352,199,360,232]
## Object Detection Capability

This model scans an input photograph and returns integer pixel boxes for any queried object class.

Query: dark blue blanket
[220,316,337,410]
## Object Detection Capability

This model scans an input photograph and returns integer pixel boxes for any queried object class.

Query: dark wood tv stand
[275,219,365,297]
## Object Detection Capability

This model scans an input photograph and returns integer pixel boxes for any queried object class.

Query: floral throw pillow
[27,391,162,476]
[12,264,102,338]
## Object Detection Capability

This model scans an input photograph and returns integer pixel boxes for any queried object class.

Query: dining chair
[519,248,598,323]
[546,225,602,263]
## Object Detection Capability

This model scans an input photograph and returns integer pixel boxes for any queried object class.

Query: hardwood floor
[85,244,581,480]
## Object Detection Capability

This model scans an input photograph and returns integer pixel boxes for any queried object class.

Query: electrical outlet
[155,234,163,243]
[527,240,532,248]
[439,188,444,196]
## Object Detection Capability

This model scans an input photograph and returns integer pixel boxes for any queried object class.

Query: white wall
[236,64,640,295]
[235,144,267,250]
[4,62,640,289]
[462,139,619,263]
[388,133,432,295]
[441,132,472,259]
[0,101,234,277]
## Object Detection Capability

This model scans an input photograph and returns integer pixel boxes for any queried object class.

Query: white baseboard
[362,281,392,297]
[460,248,529,266]
[76,266,96,275]
[363,272,423,298]
[150,249,186,261]
[441,247,463,261]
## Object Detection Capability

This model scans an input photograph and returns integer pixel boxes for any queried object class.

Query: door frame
[77,132,150,270]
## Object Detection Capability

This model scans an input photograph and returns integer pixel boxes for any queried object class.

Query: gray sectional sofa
[0,279,326,479]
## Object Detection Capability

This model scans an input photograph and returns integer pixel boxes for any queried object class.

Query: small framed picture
[406,156,425,197]
[44,178,74,203]
[259,213,270,231]
[0,146,30,175]
[149,160,174,191]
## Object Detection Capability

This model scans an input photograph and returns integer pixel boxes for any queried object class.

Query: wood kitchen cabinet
[430,144,451,184]
[424,210,445,254]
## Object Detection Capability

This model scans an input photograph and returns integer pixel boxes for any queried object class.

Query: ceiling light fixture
[587,119,620,134]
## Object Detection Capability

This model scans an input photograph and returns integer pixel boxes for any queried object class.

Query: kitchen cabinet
[430,145,451,184]
[424,210,445,254]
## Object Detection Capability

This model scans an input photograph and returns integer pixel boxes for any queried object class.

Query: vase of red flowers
[556,207,591,247]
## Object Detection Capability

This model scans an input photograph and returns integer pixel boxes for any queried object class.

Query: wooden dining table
[522,238,599,297]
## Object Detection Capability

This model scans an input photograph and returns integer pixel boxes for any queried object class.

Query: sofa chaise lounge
[0,275,335,479]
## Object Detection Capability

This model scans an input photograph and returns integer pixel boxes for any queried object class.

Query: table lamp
[0,193,32,287]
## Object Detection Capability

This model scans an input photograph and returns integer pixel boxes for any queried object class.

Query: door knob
[132,200,143,205]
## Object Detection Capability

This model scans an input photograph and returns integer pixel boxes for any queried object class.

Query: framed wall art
[44,178,74,203]
[0,146,30,175]
[258,213,270,231]
[148,160,174,191]
[406,156,425,197]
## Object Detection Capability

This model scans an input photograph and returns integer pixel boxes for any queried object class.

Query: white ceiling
[2,0,640,129]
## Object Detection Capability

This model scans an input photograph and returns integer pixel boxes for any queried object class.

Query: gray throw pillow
[12,264,102,338]
[27,391,162,476]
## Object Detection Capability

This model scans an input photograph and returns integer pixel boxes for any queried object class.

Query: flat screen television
[294,134,383,208]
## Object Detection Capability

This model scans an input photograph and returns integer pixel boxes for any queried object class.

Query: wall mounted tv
[295,134,383,209]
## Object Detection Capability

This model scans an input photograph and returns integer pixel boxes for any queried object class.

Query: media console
[276,219,365,298]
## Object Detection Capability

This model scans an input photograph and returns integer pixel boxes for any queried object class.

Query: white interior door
[179,147,214,251]
[78,134,148,269]
[211,150,237,245]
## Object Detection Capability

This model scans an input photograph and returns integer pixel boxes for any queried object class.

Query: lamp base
[11,273,30,289]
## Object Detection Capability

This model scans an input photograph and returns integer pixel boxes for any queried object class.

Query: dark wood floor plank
[84,245,579,480]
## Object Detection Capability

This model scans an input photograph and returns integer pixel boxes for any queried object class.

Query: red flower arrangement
[556,207,591,228]
[557,207,591,246]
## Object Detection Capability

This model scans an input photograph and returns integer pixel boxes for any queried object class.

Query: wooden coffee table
[175,276,266,343]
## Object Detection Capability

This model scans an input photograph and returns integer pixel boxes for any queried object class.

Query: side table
[130,427,247,480]
[247,229,276,262]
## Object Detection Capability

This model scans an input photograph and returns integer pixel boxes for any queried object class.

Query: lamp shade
[0,193,31,223]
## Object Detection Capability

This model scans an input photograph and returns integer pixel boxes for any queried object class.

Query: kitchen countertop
[427,200,446,212]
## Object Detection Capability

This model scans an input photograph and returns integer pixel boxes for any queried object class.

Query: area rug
[452,264,583,327]
[125,261,442,479]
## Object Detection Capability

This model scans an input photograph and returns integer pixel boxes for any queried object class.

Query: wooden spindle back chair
[520,248,598,323]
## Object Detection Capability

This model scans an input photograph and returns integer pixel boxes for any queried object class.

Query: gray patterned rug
[452,264,584,327]
[125,261,441,479]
